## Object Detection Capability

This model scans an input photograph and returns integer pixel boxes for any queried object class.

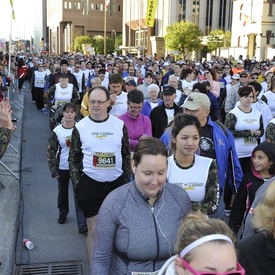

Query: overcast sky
[0,0,39,40]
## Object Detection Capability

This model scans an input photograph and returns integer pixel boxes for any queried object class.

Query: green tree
[206,29,230,52]
[94,37,114,54]
[164,21,203,58]
[73,35,93,53]
[115,34,122,54]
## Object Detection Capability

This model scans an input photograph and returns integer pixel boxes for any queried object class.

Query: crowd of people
[2,50,275,274]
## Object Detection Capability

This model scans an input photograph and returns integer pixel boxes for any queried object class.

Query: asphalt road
[14,82,90,274]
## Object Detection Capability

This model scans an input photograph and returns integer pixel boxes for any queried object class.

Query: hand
[0,98,15,131]
[110,94,117,106]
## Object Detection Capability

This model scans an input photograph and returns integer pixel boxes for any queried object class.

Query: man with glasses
[69,86,131,264]
[150,85,181,138]
[183,92,243,219]
[119,89,152,152]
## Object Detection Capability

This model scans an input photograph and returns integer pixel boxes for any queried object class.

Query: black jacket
[150,103,182,138]
[237,232,275,275]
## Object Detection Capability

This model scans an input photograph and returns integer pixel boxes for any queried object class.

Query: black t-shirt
[199,124,216,159]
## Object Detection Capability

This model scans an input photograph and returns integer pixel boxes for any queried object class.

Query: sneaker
[38,110,42,112]
[33,101,36,104]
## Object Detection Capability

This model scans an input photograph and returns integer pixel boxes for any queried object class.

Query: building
[47,0,123,54]
[231,0,275,60]
[122,0,233,57]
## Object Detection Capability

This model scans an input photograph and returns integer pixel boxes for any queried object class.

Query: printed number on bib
[93,152,116,169]
[244,136,257,145]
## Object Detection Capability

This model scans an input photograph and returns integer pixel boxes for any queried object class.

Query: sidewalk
[0,88,24,275]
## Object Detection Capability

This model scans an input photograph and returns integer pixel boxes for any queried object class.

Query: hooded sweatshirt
[229,142,275,236]
[157,255,178,275]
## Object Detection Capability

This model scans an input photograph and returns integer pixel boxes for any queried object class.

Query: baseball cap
[126,80,137,87]
[231,74,240,80]
[237,60,243,64]
[239,71,248,77]
[162,85,176,95]
[182,92,210,110]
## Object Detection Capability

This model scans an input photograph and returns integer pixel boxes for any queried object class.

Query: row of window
[64,1,121,14]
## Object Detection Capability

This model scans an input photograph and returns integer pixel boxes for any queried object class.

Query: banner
[146,0,158,27]
[10,0,15,20]
[105,0,110,10]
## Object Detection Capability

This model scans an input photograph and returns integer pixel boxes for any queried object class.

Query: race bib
[36,80,44,84]
[244,136,257,145]
[92,152,116,169]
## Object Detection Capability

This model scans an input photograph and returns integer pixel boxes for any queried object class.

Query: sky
[0,0,36,40]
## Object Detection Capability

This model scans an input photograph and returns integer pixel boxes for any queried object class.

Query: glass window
[64,1,67,9]
[192,0,199,24]
[68,1,72,9]
[178,0,186,21]
[91,3,94,11]
[205,0,213,34]
[96,4,99,10]
[100,4,103,11]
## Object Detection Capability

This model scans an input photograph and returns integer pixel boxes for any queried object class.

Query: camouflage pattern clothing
[43,84,79,108]
[0,128,12,159]
[47,131,61,178]
[225,113,264,138]
[68,121,131,190]
[266,119,275,144]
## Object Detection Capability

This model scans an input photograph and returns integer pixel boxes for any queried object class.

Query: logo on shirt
[92,132,114,139]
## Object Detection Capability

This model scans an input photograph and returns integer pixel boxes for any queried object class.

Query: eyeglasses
[180,258,245,275]
[240,75,247,78]
[89,99,108,106]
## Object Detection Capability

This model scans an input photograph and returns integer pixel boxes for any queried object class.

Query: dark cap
[253,142,275,163]
[60,59,69,66]
[126,79,137,87]
[162,85,176,95]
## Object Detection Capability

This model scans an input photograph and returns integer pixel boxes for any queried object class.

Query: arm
[266,122,275,143]
[261,94,267,104]
[91,193,119,274]
[80,93,90,117]
[229,177,248,235]
[121,125,131,183]
[47,131,60,178]
[71,86,80,105]
[224,88,234,114]
[43,85,56,108]
[225,113,252,138]
[192,160,219,216]
[68,127,83,189]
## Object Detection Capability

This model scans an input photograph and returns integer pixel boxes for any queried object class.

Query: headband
[180,234,233,258]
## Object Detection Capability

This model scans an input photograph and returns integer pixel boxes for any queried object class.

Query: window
[178,0,186,21]
[74,2,77,9]
[96,4,99,10]
[266,30,272,44]
[68,1,72,9]
[118,5,121,12]
[192,0,199,24]
[91,3,94,10]
[205,0,213,35]
[268,2,274,16]
[100,4,103,11]
[135,29,148,47]
[219,0,226,30]
[64,1,67,9]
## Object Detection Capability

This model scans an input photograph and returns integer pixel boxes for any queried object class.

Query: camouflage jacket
[225,112,264,138]
[47,131,60,178]
[43,84,79,108]
[68,123,131,190]
[266,120,275,144]
[192,159,219,216]
[0,128,12,159]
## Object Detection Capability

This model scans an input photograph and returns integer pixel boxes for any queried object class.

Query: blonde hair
[91,77,101,86]
[252,180,275,235]
[175,211,235,262]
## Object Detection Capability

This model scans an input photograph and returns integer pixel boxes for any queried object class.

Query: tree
[94,37,114,54]
[164,21,203,58]
[206,29,231,52]
[73,35,93,53]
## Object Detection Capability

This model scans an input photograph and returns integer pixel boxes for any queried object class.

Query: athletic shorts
[76,173,126,218]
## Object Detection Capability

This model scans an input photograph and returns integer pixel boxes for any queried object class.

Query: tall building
[231,0,275,60]
[47,0,123,54]
[122,0,233,57]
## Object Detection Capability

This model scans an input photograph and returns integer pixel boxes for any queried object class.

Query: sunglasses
[180,258,245,275]
[240,75,247,78]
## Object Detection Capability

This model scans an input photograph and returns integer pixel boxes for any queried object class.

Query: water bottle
[23,239,34,250]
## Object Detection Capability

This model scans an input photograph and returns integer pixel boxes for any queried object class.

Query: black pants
[57,169,86,230]
[33,87,44,110]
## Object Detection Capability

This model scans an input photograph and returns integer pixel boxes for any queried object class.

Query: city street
[14,83,90,274]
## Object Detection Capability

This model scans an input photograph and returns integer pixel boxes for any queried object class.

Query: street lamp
[112,30,116,51]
